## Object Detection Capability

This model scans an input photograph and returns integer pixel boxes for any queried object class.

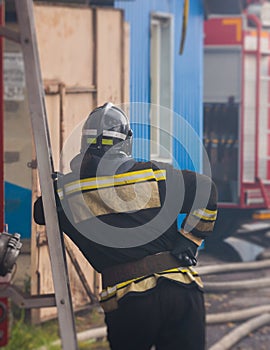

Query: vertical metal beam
[14,1,78,349]
[0,1,4,231]
[247,14,261,181]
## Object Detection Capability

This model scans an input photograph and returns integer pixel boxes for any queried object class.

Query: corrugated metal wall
[115,0,204,171]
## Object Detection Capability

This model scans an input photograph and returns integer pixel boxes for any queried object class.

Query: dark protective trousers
[105,279,205,350]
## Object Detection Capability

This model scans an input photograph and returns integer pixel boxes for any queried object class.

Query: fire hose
[204,276,270,292]
[196,259,270,291]
[197,259,270,276]
[207,304,270,324]
[208,313,270,350]
[201,259,270,349]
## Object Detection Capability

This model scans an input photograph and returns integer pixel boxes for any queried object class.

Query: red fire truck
[203,0,270,252]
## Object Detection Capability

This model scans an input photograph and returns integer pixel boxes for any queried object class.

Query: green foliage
[78,338,109,349]
[1,310,57,350]
[23,274,31,294]
[1,304,109,349]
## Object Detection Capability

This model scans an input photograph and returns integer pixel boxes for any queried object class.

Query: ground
[200,247,270,350]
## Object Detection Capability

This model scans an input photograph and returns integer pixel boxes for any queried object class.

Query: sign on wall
[4,52,25,101]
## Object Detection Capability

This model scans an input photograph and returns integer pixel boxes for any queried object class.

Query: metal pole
[247,14,261,181]
[14,1,78,349]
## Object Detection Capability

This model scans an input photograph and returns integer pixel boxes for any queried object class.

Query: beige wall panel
[45,95,60,167]
[38,244,55,321]
[64,236,98,301]
[31,222,98,321]
[96,9,123,105]
[31,4,98,322]
[38,238,96,321]
[123,22,130,104]
[31,168,41,324]
[34,5,94,87]
[60,93,95,173]
[62,94,95,145]
[30,4,129,322]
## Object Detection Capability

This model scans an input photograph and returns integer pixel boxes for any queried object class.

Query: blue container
[4,181,31,239]
[115,0,204,172]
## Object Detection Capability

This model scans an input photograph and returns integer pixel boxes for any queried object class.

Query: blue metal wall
[115,0,204,171]
[4,182,31,239]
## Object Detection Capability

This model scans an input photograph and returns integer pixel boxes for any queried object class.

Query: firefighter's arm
[172,170,218,265]
[180,170,218,242]
[33,173,64,226]
[33,196,46,225]
[33,193,63,226]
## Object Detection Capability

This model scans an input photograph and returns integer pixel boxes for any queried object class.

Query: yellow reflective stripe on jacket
[100,275,144,300]
[61,169,166,196]
[179,228,204,246]
[153,170,166,181]
[86,137,97,144]
[192,208,217,221]
[100,268,203,312]
[100,266,202,302]
[102,139,113,145]
[80,137,115,145]
[57,188,64,200]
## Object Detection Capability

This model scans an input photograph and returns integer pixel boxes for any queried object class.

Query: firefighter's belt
[101,251,180,288]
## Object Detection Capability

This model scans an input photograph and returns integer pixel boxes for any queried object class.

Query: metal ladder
[0,1,79,348]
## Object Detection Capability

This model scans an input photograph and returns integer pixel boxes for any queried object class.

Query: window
[150,13,173,161]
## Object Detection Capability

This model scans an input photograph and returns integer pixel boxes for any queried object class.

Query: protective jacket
[34,153,217,312]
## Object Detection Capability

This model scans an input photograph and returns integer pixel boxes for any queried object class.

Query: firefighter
[34,102,218,350]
